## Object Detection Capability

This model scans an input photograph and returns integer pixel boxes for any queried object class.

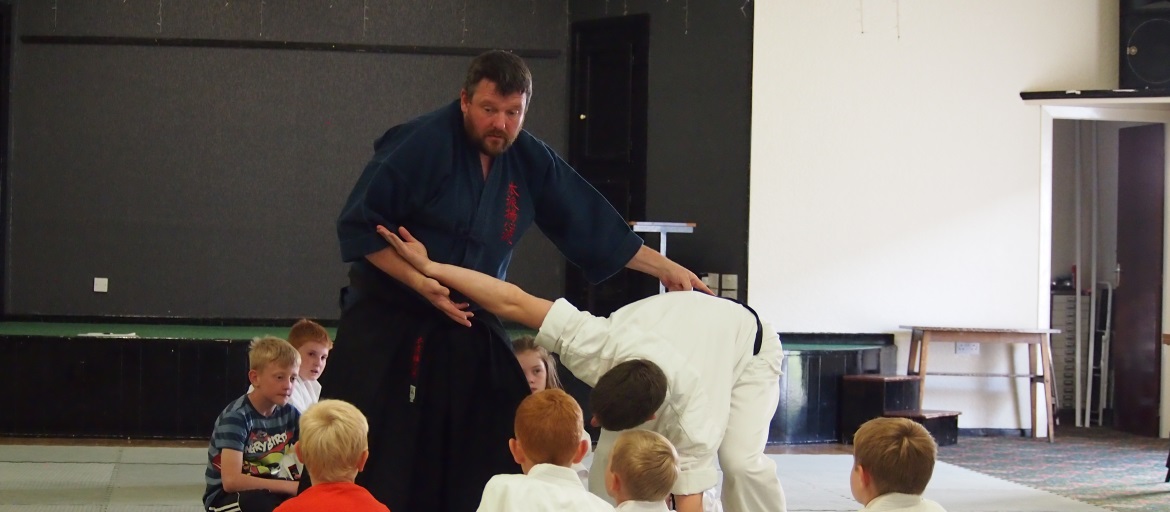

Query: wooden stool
[885,409,961,446]
[839,374,921,444]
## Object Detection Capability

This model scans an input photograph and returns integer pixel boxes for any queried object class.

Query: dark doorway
[1112,123,1164,437]
[0,3,10,316]
[564,14,651,317]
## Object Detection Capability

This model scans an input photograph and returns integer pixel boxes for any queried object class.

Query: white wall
[751,1,1117,431]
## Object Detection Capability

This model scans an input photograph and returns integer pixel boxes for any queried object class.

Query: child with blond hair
[476,389,611,512]
[274,400,389,512]
[606,429,680,511]
[245,319,331,414]
[850,418,946,512]
[204,337,302,512]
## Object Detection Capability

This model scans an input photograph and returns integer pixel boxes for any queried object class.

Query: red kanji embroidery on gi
[502,182,520,245]
[410,336,425,380]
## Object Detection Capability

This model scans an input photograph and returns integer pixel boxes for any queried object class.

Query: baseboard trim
[2,314,338,327]
[959,428,1030,437]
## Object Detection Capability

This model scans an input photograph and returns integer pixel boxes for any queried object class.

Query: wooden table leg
[907,328,923,406]
[917,330,931,407]
[1029,341,1038,439]
[1041,334,1056,442]
[907,329,922,374]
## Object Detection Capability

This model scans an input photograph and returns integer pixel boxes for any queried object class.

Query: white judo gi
[616,500,672,511]
[534,291,787,512]
[475,463,613,512]
[861,493,947,512]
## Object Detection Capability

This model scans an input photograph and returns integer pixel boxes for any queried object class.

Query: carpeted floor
[937,426,1170,512]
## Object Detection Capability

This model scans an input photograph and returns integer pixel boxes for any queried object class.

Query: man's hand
[658,258,713,294]
[374,225,472,326]
[631,245,711,294]
[417,276,473,327]
[626,246,714,294]
[376,225,435,275]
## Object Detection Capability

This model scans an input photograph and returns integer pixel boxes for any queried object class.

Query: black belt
[721,296,764,356]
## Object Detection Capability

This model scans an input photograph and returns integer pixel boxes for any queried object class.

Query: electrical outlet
[955,342,980,355]
[702,273,721,291]
[93,277,109,293]
[721,273,739,291]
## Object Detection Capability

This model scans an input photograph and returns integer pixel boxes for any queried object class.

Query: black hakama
[319,266,528,512]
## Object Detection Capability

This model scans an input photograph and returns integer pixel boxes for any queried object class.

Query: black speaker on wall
[1121,1,1170,89]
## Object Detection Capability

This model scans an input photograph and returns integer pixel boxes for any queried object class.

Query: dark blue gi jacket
[338,100,643,298]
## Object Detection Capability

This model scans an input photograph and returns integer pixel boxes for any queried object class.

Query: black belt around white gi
[722,296,764,356]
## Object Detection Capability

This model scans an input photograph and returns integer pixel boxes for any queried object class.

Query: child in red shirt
[274,400,389,512]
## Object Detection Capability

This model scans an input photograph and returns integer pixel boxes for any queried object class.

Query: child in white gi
[379,225,787,512]
[850,418,947,512]
[475,389,611,512]
[512,336,593,487]
[605,429,679,511]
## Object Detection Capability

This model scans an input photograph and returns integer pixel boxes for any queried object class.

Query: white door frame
[1033,100,1170,438]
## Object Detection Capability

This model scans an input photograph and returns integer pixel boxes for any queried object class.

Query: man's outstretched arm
[378,226,553,330]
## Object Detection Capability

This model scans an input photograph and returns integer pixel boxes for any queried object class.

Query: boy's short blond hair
[249,336,300,371]
[288,318,333,350]
[298,400,369,483]
[852,417,937,496]
[514,389,583,466]
[610,429,679,501]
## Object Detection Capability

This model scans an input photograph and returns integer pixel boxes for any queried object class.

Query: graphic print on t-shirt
[212,429,300,480]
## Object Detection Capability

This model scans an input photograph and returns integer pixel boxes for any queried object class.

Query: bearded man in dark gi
[323,50,710,512]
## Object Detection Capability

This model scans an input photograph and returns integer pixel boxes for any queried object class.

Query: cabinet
[1050,293,1090,412]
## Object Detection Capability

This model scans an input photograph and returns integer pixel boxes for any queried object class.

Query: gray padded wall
[7,0,569,318]
[571,1,753,294]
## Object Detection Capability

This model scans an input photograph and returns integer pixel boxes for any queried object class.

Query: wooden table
[900,326,1061,442]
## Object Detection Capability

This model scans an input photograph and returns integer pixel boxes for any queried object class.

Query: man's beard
[466,123,514,156]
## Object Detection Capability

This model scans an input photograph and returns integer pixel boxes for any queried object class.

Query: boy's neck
[857,488,880,506]
[522,461,573,475]
[307,472,357,486]
[246,390,278,417]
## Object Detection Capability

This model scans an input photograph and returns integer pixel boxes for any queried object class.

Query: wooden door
[1113,123,1164,436]
[564,15,651,316]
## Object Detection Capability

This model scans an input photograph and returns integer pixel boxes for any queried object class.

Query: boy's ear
[571,438,589,464]
[247,369,259,386]
[606,468,622,498]
[356,449,370,472]
[590,415,601,428]
[857,463,872,488]
[508,438,526,466]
